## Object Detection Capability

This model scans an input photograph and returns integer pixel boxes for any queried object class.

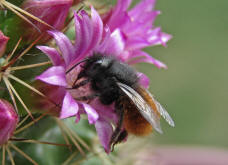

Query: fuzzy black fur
[72,54,139,151]
[77,54,139,105]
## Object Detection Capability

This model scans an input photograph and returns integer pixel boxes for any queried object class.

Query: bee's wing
[154,100,175,127]
[117,82,163,134]
[143,88,175,127]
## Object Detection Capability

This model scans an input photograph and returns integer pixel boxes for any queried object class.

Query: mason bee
[67,54,175,151]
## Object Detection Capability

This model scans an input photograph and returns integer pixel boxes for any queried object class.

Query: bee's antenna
[66,58,89,74]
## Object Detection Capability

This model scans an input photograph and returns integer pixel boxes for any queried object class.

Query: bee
[67,54,175,151]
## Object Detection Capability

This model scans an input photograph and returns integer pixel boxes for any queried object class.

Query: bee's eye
[91,62,102,70]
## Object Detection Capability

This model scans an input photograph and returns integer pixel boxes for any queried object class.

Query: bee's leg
[72,79,90,89]
[111,129,128,151]
[110,104,125,152]
[66,79,90,90]
[115,129,128,143]
[72,71,87,87]
[74,93,100,102]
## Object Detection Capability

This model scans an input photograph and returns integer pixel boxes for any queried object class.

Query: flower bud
[0,99,19,145]
[21,0,73,43]
[0,31,9,58]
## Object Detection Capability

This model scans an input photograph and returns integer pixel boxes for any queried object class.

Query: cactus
[0,0,172,164]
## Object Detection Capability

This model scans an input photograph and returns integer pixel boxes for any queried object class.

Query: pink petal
[95,26,111,53]
[137,72,150,89]
[37,46,62,66]
[123,11,160,36]
[116,0,132,11]
[81,10,93,48]
[73,9,100,62]
[125,38,149,50]
[107,0,131,31]
[129,51,167,69]
[60,92,79,119]
[81,103,99,124]
[118,51,131,62]
[129,0,156,18]
[78,11,94,58]
[159,32,172,47]
[85,7,103,54]
[104,29,125,56]
[147,27,162,44]
[108,12,130,32]
[148,28,172,47]
[36,66,67,86]
[95,118,113,153]
[90,99,118,125]
[74,12,83,55]
[48,31,74,65]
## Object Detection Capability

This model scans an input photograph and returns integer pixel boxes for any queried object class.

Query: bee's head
[83,54,114,76]
[85,54,112,68]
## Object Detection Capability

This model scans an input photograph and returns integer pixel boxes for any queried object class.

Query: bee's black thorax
[78,54,139,105]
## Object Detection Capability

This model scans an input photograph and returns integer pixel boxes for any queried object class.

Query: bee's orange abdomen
[122,97,153,136]
[122,87,161,136]
[124,107,153,136]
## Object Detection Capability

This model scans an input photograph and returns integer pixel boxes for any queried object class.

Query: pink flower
[0,99,19,145]
[36,3,168,153]
[103,0,172,68]
[0,31,9,58]
[21,0,73,43]
[36,7,104,123]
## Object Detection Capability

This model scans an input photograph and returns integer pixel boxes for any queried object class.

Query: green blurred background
[1,0,228,164]
[137,0,228,148]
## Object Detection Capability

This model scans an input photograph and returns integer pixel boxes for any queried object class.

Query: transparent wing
[117,82,163,134]
[155,101,175,127]
[143,88,175,127]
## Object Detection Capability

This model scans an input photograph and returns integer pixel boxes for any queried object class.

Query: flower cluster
[103,0,171,68]
[36,0,171,153]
